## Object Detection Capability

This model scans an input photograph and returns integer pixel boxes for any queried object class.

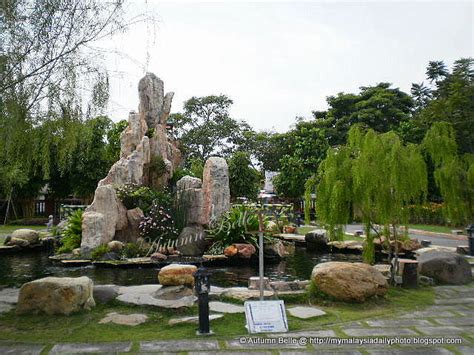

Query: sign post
[243,209,288,334]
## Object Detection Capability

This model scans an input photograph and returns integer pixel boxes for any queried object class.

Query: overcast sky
[100,1,473,132]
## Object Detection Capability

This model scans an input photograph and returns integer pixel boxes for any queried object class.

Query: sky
[99,1,473,132]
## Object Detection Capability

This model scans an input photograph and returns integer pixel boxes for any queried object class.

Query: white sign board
[244,300,288,333]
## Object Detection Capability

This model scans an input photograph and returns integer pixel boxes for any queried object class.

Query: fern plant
[57,209,83,254]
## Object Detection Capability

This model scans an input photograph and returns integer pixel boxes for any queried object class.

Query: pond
[0,248,365,288]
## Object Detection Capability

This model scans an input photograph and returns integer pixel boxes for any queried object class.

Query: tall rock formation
[175,157,231,256]
[80,73,181,256]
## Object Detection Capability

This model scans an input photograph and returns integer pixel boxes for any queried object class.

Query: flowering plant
[139,201,179,243]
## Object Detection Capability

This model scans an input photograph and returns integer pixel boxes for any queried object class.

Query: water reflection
[0,247,366,288]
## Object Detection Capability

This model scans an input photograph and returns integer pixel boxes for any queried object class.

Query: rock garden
[0,73,472,353]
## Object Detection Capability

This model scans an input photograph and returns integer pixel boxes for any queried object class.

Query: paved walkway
[0,283,473,354]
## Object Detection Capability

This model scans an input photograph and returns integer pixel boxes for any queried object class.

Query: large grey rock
[209,301,245,313]
[80,185,128,256]
[311,262,389,302]
[305,229,328,251]
[118,207,144,243]
[10,229,40,244]
[418,251,472,285]
[93,285,119,304]
[176,225,208,256]
[202,157,231,225]
[176,176,205,225]
[264,240,288,259]
[17,277,95,315]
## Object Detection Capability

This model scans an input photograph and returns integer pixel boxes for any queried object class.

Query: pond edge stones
[311,261,389,302]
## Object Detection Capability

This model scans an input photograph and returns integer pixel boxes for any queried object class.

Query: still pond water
[0,248,364,288]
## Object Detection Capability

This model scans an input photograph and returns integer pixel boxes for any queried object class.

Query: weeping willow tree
[316,125,427,264]
[423,122,474,225]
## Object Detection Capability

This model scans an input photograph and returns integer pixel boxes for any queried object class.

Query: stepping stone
[341,328,417,336]
[368,349,452,354]
[209,301,245,313]
[50,342,132,354]
[0,344,45,355]
[365,319,432,327]
[416,326,465,335]
[0,302,14,314]
[0,288,19,304]
[168,314,223,325]
[284,352,362,355]
[99,312,148,326]
[435,298,474,305]
[287,306,326,319]
[226,339,304,350]
[140,340,219,352]
[400,310,457,318]
[434,317,474,326]
[269,329,336,338]
[458,346,474,354]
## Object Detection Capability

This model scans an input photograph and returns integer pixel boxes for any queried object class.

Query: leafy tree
[171,95,253,161]
[273,120,329,198]
[313,83,413,146]
[316,125,427,264]
[423,122,474,225]
[416,58,474,154]
[106,119,128,162]
[228,151,261,200]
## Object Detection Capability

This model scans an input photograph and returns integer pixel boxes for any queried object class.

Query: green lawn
[0,225,47,244]
[0,286,435,343]
[408,224,464,235]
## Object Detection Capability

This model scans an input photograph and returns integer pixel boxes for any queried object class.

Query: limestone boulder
[10,229,40,244]
[224,245,238,257]
[202,157,231,225]
[80,185,128,256]
[305,229,328,251]
[107,241,124,253]
[6,229,41,248]
[224,243,256,259]
[116,207,144,243]
[234,243,256,259]
[311,262,389,302]
[176,225,208,256]
[158,264,197,286]
[418,251,472,285]
[150,252,167,262]
[176,176,205,225]
[17,277,95,315]
[264,240,288,259]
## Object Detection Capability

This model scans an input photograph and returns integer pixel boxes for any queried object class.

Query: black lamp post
[194,266,212,335]
[466,224,474,256]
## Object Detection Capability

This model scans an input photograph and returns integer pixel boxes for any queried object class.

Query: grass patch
[408,224,463,234]
[0,286,435,343]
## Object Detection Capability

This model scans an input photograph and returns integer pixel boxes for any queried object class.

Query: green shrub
[122,242,145,258]
[208,205,273,251]
[149,156,167,177]
[57,210,83,254]
[115,183,172,213]
[91,244,109,260]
